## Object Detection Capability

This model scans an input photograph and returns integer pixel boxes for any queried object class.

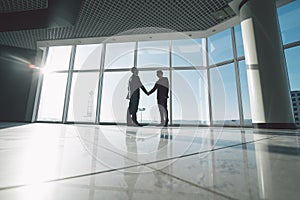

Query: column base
[253,123,297,129]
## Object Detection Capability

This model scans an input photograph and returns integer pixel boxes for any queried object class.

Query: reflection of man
[148,70,169,126]
[124,127,139,199]
[127,67,148,126]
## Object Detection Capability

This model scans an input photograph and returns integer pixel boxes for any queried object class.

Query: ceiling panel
[0,0,48,13]
[0,0,234,49]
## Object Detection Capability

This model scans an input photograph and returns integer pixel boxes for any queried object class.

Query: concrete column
[239,0,296,129]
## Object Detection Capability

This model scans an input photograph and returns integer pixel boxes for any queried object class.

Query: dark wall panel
[0,45,38,122]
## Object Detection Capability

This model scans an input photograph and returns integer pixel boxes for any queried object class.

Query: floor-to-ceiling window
[100,42,135,123]
[238,60,252,126]
[208,29,233,65]
[34,0,300,127]
[67,44,102,123]
[171,38,209,125]
[285,46,300,91]
[278,1,300,91]
[234,24,245,58]
[210,64,239,126]
[172,69,209,125]
[136,40,170,124]
[278,1,300,126]
[208,29,241,126]
[35,32,249,126]
[37,46,72,122]
[278,1,300,45]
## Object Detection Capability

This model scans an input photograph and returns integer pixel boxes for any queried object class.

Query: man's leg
[164,100,169,126]
[127,108,132,125]
[158,104,164,125]
[132,112,137,124]
[132,112,142,126]
[162,99,168,126]
[158,98,168,126]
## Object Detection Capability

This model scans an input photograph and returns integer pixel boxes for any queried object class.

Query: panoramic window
[172,39,204,67]
[137,40,169,68]
[210,63,239,126]
[73,44,102,70]
[172,69,209,125]
[36,26,255,126]
[67,72,99,122]
[285,46,300,91]
[100,71,131,123]
[104,42,135,69]
[238,60,252,125]
[208,29,233,65]
[37,73,68,121]
[44,46,72,71]
[234,24,244,58]
[38,46,72,121]
[278,1,300,45]
[139,71,170,124]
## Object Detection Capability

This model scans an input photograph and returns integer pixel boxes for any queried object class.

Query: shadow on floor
[0,122,28,129]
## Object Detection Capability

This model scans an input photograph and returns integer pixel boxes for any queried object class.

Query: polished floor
[0,123,299,200]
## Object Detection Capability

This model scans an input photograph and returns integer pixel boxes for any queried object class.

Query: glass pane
[104,42,135,69]
[137,40,169,68]
[210,64,239,126]
[278,1,300,45]
[239,60,252,126]
[172,70,209,125]
[73,44,102,70]
[208,29,233,65]
[172,39,204,67]
[285,46,300,91]
[67,72,99,122]
[45,46,72,71]
[139,71,170,124]
[234,25,244,57]
[37,73,68,121]
[100,71,131,123]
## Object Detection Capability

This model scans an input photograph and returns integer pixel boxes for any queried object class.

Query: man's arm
[137,76,148,95]
[141,85,148,95]
[148,83,157,96]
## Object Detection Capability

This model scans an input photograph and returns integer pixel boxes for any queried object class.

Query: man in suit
[148,70,169,126]
[127,67,148,126]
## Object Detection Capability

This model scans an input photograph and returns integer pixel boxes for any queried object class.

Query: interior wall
[0,45,38,122]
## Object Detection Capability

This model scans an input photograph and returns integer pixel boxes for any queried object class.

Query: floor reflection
[0,124,299,199]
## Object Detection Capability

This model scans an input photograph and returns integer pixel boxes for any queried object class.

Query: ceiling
[0,0,235,50]
[0,0,48,13]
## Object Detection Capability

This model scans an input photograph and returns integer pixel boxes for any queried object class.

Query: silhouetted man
[127,67,148,126]
[148,70,169,126]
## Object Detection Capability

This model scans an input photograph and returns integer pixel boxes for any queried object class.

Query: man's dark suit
[148,77,169,126]
[127,74,147,125]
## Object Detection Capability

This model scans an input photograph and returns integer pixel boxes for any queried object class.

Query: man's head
[156,70,163,78]
[131,67,139,75]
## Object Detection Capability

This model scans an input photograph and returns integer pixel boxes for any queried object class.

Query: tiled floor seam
[121,134,282,167]
[139,135,283,200]
[0,133,283,192]
[0,163,144,191]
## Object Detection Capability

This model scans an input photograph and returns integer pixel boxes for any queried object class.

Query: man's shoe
[133,121,143,127]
